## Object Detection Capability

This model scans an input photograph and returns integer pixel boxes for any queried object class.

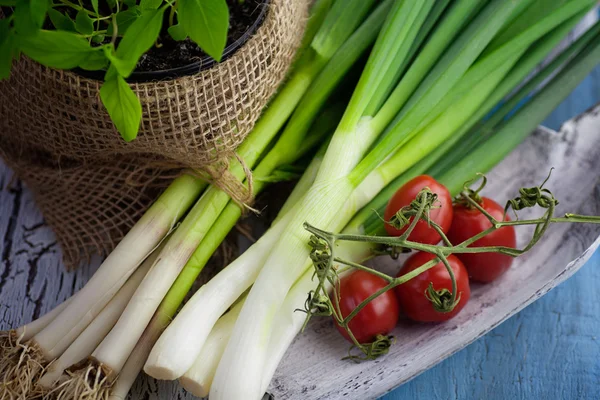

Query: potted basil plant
[0,0,311,268]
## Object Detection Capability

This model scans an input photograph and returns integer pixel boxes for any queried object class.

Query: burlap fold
[0,0,311,268]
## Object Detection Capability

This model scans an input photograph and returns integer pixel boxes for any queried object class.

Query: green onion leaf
[311,0,377,59]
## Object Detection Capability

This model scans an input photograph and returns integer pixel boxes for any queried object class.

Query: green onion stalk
[208,1,598,399]
[259,26,600,387]
[51,106,340,398]
[172,23,600,394]
[0,174,204,396]
[35,1,390,397]
[110,141,331,400]
[35,247,159,391]
[134,15,600,398]
[0,0,383,396]
[141,0,395,381]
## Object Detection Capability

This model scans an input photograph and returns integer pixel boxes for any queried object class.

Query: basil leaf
[106,0,116,9]
[179,0,229,62]
[0,18,10,40]
[48,9,77,32]
[167,23,187,41]
[30,0,48,28]
[123,0,136,7]
[14,0,39,35]
[103,45,130,77]
[0,0,17,5]
[114,8,163,77]
[91,0,99,15]
[92,33,105,43]
[100,73,142,142]
[75,9,94,35]
[0,35,15,80]
[79,48,109,70]
[108,7,141,37]
[140,0,162,10]
[19,30,93,69]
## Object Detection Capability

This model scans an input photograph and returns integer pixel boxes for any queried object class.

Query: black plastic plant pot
[73,0,270,83]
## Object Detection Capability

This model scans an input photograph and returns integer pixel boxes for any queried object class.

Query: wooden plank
[0,162,100,335]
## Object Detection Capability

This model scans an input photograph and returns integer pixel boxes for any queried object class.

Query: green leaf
[123,0,136,7]
[103,45,130,76]
[75,9,94,35]
[14,0,39,35]
[30,0,48,28]
[48,9,77,32]
[91,0,99,15]
[108,7,141,37]
[100,73,142,142]
[0,18,10,40]
[79,48,109,70]
[167,23,187,41]
[106,0,116,9]
[0,35,15,80]
[114,8,164,77]
[179,0,229,61]
[19,30,93,69]
[0,0,17,5]
[92,33,105,43]
[140,0,163,10]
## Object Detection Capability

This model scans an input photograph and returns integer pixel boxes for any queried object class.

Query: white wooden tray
[0,106,599,400]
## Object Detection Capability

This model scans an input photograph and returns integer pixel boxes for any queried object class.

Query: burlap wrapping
[0,0,311,269]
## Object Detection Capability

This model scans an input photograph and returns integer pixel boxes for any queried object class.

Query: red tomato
[447,197,517,283]
[334,270,399,344]
[384,175,453,244]
[395,252,470,322]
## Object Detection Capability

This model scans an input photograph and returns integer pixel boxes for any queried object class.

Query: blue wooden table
[382,66,600,400]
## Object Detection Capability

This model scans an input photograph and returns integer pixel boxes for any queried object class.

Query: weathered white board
[0,105,599,400]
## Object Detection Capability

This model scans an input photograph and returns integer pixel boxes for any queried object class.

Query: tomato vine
[301,172,600,361]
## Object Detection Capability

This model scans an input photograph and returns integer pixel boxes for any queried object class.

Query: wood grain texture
[0,171,101,333]
[1,104,599,400]
[382,250,600,400]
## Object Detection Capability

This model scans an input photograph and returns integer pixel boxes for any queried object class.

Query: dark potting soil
[136,0,265,72]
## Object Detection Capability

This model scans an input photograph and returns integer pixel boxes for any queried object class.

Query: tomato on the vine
[395,252,470,322]
[384,175,453,244]
[333,270,399,344]
[447,197,517,283]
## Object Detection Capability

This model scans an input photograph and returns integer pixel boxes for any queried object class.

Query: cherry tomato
[395,252,470,322]
[447,197,517,283]
[384,175,453,244]
[334,270,399,344]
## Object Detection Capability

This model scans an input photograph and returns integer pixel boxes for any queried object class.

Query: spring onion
[210,2,596,399]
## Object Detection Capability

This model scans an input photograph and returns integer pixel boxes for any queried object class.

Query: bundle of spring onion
[146,1,600,399]
[1,1,598,399]
[0,0,387,398]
